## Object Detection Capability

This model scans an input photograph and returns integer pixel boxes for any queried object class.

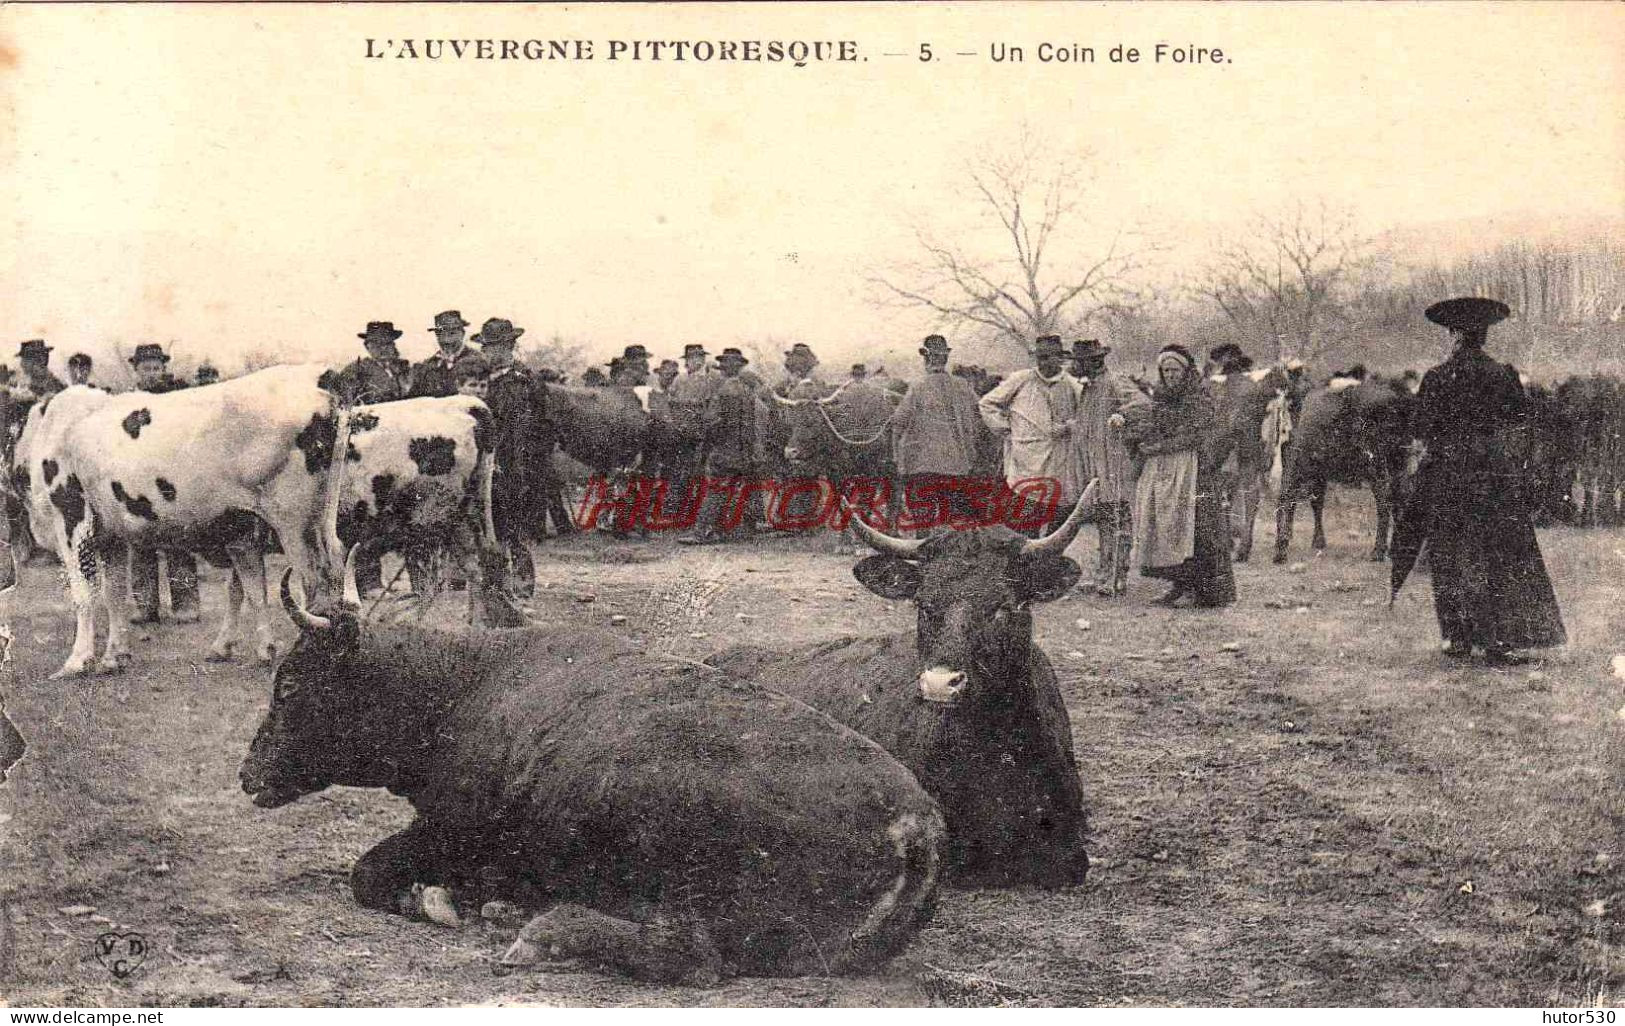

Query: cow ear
[1016,556,1082,604]
[852,555,921,600]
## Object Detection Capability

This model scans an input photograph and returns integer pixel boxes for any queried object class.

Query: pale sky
[3,2,1621,376]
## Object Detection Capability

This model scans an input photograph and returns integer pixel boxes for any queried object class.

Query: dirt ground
[2,493,1623,1007]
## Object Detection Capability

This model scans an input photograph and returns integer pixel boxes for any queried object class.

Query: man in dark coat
[327,321,412,404]
[127,343,200,623]
[680,348,763,545]
[474,318,540,593]
[15,340,66,400]
[409,310,487,398]
[5,341,66,564]
[1409,297,1566,665]
[891,334,984,530]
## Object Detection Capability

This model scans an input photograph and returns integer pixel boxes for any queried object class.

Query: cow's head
[241,548,525,808]
[848,482,1095,707]
[239,562,369,808]
[773,386,840,467]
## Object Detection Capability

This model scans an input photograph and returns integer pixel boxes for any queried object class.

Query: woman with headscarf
[1406,297,1565,665]
[1123,344,1236,608]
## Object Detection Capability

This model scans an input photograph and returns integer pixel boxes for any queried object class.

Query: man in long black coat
[1410,297,1566,666]
[474,318,539,593]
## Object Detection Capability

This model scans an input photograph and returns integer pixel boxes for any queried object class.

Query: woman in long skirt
[1410,297,1565,665]
[1125,345,1236,608]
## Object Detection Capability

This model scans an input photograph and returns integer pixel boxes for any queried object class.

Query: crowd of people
[1,294,1568,665]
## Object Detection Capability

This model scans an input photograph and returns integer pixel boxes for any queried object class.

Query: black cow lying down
[241,565,945,985]
[712,482,1097,889]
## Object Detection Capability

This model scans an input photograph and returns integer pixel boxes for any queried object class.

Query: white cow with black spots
[311,394,499,602]
[22,365,349,679]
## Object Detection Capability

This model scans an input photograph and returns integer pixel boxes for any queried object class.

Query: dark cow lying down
[241,565,944,984]
[712,482,1097,889]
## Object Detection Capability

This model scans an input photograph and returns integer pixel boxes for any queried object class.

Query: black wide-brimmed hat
[622,344,651,362]
[656,358,680,372]
[717,347,750,366]
[1425,297,1511,331]
[430,310,470,332]
[16,340,51,361]
[919,334,951,356]
[473,317,525,349]
[358,321,404,346]
[683,343,709,358]
[783,343,817,362]
[1034,335,1066,357]
[1072,338,1112,359]
[129,343,170,366]
[1208,342,1245,363]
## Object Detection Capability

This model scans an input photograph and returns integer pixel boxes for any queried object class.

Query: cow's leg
[97,539,133,673]
[1370,475,1392,562]
[502,904,723,986]
[45,514,100,680]
[224,547,275,664]
[351,818,465,926]
[1310,483,1328,552]
[208,568,243,662]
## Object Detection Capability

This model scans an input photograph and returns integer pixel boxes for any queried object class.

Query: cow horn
[844,500,925,559]
[280,567,332,632]
[768,391,805,407]
[1020,479,1097,559]
[341,545,362,609]
[814,382,851,405]
[320,407,355,588]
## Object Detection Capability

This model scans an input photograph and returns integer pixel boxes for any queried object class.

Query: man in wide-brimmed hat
[125,342,198,623]
[410,310,487,398]
[681,348,763,545]
[777,342,825,398]
[15,340,65,400]
[1401,296,1565,666]
[617,344,652,387]
[473,317,542,592]
[666,344,721,509]
[891,334,984,531]
[1069,338,1138,594]
[326,321,413,404]
[129,342,186,393]
[978,335,1087,535]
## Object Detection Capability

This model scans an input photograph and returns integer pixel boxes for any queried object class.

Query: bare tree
[518,333,593,382]
[1194,200,1375,363]
[870,129,1154,369]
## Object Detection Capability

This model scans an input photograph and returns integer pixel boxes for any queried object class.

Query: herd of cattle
[0,353,1620,985]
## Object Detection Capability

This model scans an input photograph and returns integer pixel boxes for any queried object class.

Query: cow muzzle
[917,666,967,705]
